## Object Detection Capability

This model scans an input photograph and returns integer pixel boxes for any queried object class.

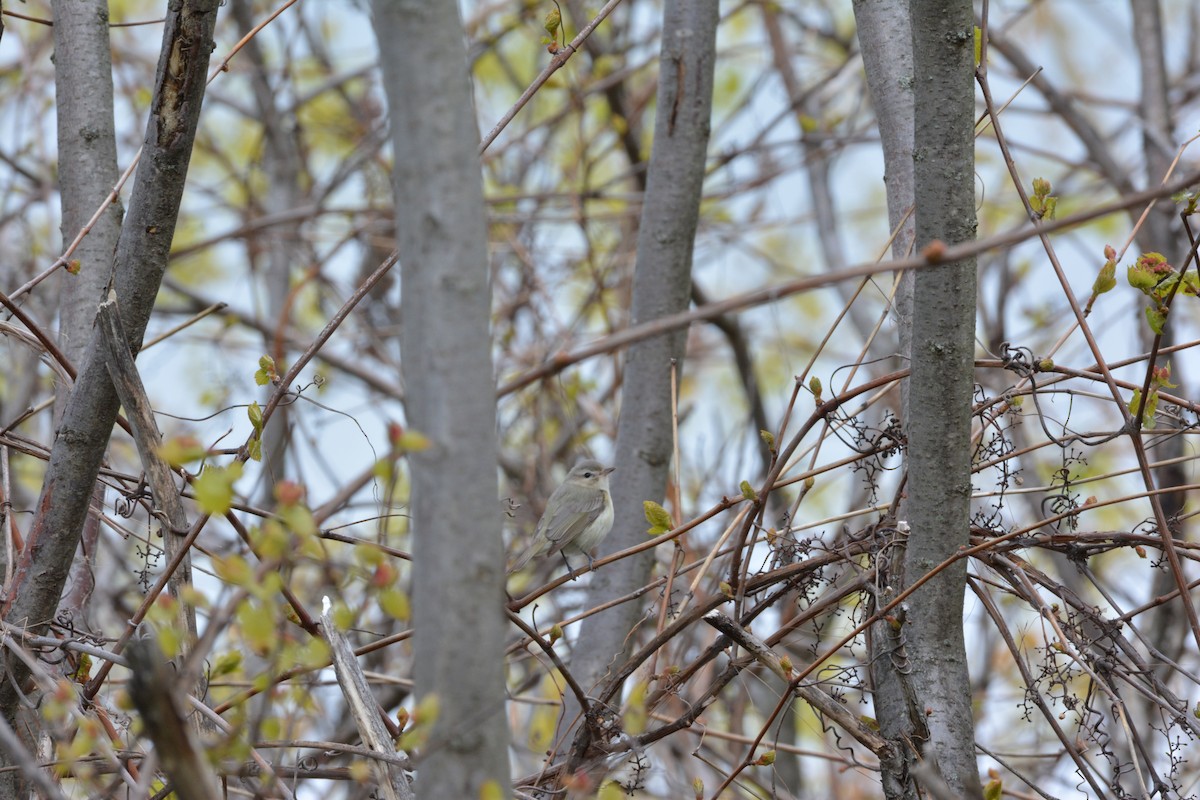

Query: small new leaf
[254,355,278,386]
[1145,305,1167,335]
[194,462,244,514]
[740,480,758,502]
[212,553,254,587]
[623,680,648,735]
[1086,256,1118,316]
[1030,177,1057,220]
[1129,388,1159,428]
[644,500,673,535]
[378,588,411,621]
[395,429,431,453]
[211,650,242,678]
[543,7,561,37]
[247,401,263,433]
[159,435,206,467]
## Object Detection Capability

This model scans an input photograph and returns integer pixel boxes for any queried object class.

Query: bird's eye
[584,472,593,478]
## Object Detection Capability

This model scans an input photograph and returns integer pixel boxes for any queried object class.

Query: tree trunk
[50,0,124,649]
[898,0,983,795]
[0,1,222,794]
[559,0,719,778]
[372,2,511,796]
[850,1,921,795]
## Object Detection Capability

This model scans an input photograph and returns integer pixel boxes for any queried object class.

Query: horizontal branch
[498,169,1200,396]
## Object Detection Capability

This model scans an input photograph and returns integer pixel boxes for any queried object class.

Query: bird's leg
[561,551,578,580]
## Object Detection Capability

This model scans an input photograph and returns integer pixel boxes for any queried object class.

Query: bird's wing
[542,511,591,551]
[541,491,606,553]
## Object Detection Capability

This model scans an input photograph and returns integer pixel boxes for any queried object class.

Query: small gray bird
[508,459,615,579]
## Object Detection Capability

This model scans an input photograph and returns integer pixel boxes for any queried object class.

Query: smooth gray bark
[371,2,511,796]
[853,0,916,354]
[52,0,124,633]
[50,0,124,670]
[559,0,719,771]
[851,1,920,796]
[902,1,982,796]
[52,0,123,366]
[0,1,221,794]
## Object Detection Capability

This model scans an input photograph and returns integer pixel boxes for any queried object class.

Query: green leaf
[210,650,242,678]
[984,779,1003,800]
[246,436,262,463]
[1091,260,1116,295]
[159,435,206,468]
[194,462,244,514]
[247,401,263,432]
[597,782,625,800]
[644,500,673,535]
[1128,264,1158,291]
[237,600,275,655]
[373,458,393,482]
[156,624,182,659]
[1128,388,1160,428]
[543,7,561,36]
[279,503,317,537]
[973,25,982,66]
[1183,272,1200,295]
[740,480,758,502]
[379,588,411,621]
[330,602,355,630]
[623,680,648,735]
[212,553,254,587]
[395,430,432,452]
[759,429,775,449]
[253,520,289,560]
[1143,389,1160,427]
[1145,305,1167,335]
[254,354,277,386]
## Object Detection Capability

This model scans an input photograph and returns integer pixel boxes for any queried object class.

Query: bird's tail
[506,540,538,575]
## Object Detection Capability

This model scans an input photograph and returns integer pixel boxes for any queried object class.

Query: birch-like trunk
[372,2,511,796]
[899,0,983,794]
[557,0,719,780]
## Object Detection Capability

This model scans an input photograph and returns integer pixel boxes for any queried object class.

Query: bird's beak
[602,467,616,475]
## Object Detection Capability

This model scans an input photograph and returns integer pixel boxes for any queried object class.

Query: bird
[507,459,615,580]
